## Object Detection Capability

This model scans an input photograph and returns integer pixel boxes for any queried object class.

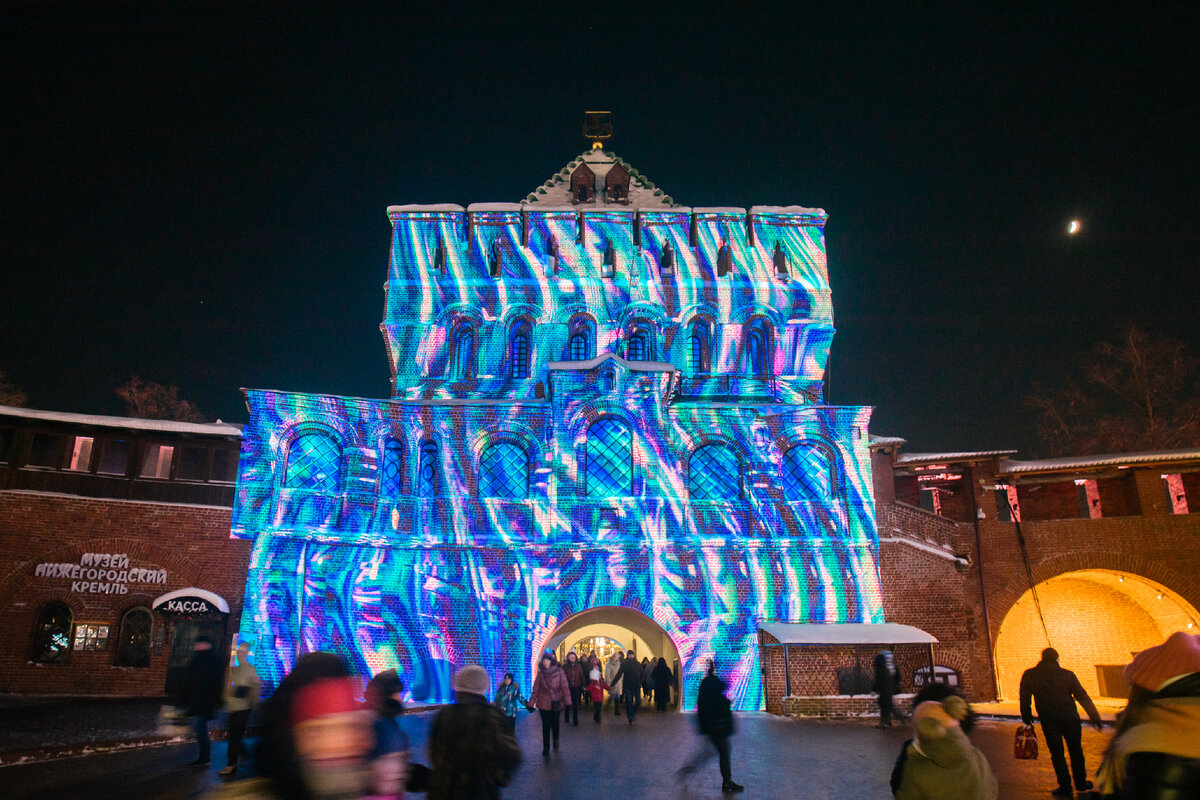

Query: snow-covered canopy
[759,621,938,645]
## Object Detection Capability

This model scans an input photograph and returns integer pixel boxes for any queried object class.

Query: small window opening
[67,436,94,471]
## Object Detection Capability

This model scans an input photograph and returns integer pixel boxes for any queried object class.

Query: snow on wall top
[0,404,243,436]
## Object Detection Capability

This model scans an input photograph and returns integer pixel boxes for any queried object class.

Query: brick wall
[0,491,250,695]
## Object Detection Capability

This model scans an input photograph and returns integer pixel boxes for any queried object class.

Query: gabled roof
[524,148,679,209]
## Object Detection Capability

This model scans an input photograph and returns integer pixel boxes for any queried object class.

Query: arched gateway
[231,148,883,710]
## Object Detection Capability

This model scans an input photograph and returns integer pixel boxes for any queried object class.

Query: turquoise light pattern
[232,178,881,711]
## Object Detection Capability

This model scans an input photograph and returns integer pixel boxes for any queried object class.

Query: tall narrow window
[747,329,766,377]
[627,333,648,362]
[381,439,404,495]
[603,370,616,392]
[569,333,589,361]
[67,436,94,471]
[140,444,174,479]
[688,444,740,500]
[418,441,439,497]
[284,433,341,492]
[689,333,704,373]
[479,441,529,498]
[510,326,531,379]
[114,607,152,668]
[32,601,72,663]
[451,328,475,379]
[783,444,833,501]
[587,419,632,497]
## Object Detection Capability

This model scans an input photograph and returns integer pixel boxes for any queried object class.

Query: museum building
[231,145,884,710]
[0,405,250,695]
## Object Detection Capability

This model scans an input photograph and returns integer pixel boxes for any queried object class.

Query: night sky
[5,3,1198,454]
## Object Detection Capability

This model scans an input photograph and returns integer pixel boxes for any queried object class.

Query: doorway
[164,617,224,696]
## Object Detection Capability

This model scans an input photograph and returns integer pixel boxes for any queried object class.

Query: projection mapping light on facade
[232,148,882,710]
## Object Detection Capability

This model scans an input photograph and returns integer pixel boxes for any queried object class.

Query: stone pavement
[3,704,1112,800]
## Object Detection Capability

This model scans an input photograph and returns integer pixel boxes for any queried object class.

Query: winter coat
[562,658,584,690]
[493,680,527,719]
[605,656,623,694]
[696,672,734,738]
[185,648,225,717]
[894,724,997,800]
[1097,672,1200,799]
[529,658,571,711]
[616,656,643,693]
[586,665,608,703]
[370,713,410,798]
[1020,659,1101,724]
[428,694,522,800]
[224,659,262,713]
[874,651,901,696]
[652,660,674,690]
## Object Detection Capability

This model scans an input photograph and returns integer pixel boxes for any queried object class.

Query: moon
[1068,220,1080,234]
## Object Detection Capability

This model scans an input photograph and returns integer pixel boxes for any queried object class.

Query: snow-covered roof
[386,204,466,215]
[547,352,677,373]
[868,435,907,449]
[750,205,828,217]
[759,622,938,645]
[524,148,679,209]
[1000,448,1200,475]
[895,450,1018,466]
[0,405,243,437]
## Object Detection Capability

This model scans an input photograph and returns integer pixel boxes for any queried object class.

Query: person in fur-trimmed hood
[893,696,997,800]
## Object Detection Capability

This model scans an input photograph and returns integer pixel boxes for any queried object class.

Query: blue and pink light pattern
[233,194,881,710]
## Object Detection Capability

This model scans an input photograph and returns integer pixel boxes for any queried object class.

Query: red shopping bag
[1014,724,1038,759]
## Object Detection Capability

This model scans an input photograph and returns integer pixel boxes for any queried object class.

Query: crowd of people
[178,631,1200,799]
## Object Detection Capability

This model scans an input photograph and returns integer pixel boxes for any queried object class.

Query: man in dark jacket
[676,659,744,794]
[616,649,644,724]
[1019,647,1103,797]
[184,635,225,766]
[874,649,904,727]
[428,664,522,800]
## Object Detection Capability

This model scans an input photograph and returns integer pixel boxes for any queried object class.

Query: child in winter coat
[493,672,528,735]
[586,657,609,724]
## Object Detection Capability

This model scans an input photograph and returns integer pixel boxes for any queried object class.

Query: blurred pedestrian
[562,652,583,726]
[586,656,608,724]
[617,649,643,724]
[892,697,997,800]
[874,649,903,728]
[605,651,624,716]
[428,664,522,800]
[653,657,674,712]
[220,641,262,778]
[529,652,571,756]
[185,635,225,767]
[676,658,743,793]
[493,672,529,735]
[641,657,653,700]
[366,669,409,799]
[890,682,979,794]
[1019,647,1103,797]
[1096,631,1200,798]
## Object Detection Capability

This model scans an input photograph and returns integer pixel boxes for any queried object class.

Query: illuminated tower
[232,145,881,709]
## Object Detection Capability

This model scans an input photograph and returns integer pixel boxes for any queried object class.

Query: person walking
[1096,631,1200,798]
[428,665,523,800]
[365,669,409,799]
[184,635,225,767]
[220,641,261,778]
[1019,647,1103,797]
[562,652,583,726]
[641,657,654,701]
[653,657,674,712]
[529,652,570,756]
[676,658,744,793]
[586,657,608,724]
[617,649,643,724]
[892,697,997,800]
[874,648,903,728]
[605,651,624,716]
[493,672,528,736]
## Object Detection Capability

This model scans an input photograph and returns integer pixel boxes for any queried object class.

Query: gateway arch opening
[542,606,683,710]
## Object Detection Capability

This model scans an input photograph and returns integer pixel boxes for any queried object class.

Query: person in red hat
[1097,631,1200,798]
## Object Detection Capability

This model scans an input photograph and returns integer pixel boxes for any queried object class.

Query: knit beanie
[1124,631,1200,692]
[453,664,491,697]
[290,677,363,726]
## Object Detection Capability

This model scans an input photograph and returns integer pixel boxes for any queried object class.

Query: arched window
[478,441,529,498]
[603,370,616,392]
[688,321,711,373]
[783,443,834,501]
[688,443,741,500]
[381,439,404,496]
[746,323,770,377]
[451,327,475,379]
[284,432,341,492]
[569,333,589,361]
[587,418,632,497]
[627,332,648,362]
[114,606,152,668]
[417,441,439,497]
[32,601,72,663]
[509,324,531,379]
